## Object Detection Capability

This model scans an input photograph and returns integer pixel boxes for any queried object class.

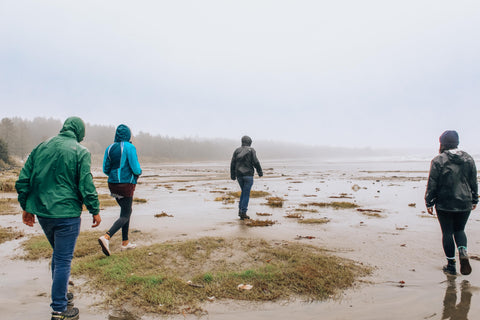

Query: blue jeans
[237,175,254,215]
[38,216,81,312]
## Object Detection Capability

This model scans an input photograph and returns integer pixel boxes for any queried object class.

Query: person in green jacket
[16,116,101,320]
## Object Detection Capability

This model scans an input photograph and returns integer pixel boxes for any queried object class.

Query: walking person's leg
[453,211,471,275]
[118,197,136,249]
[39,217,81,318]
[99,197,134,255]
[237,176,245,217]
[238,176,253,219]
[437,210,457,274]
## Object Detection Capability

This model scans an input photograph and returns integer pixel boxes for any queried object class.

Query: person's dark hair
[439,130,459,153]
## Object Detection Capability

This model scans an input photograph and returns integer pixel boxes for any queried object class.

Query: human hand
[92,214,101,228]
[22,211,35,227]
[473,204,477,211]
[427,207,434,215]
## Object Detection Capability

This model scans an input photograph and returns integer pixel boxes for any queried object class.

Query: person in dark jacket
[98,124,142,256]
[16,116,101,320]
[425,130,478,275]
[230,136,263,220]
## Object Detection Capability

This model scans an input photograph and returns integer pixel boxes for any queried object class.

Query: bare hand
[473,204,477,211]
[427,207,434,215]
[92,214,101,228]
[22,211,35,227]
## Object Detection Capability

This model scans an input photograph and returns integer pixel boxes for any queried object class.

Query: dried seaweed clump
[265,197,285,208]
[298,218,331,224]
[300,202,358,209]
[245,219,276,227]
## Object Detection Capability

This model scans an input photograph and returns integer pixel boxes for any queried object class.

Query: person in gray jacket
[230,136,263,220]
[425,130,478,275]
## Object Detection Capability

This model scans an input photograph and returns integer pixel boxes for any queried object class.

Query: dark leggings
[107,197,133,241]
[437,210,470,259]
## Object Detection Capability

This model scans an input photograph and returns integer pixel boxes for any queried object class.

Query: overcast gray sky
[1,1,479,151]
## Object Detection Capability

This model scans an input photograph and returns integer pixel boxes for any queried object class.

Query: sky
[1,1,479,152]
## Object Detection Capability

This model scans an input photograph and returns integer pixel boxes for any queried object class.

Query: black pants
[107,197,133,241]
[437,210,470,259]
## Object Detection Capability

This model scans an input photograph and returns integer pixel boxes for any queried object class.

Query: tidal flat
[1,159,480,320]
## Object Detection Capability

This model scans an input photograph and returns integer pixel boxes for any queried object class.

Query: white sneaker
[98,236,111,256]
[121,242,137,251]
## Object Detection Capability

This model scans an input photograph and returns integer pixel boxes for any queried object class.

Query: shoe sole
[460,257,472,275]
[98,238,110,256]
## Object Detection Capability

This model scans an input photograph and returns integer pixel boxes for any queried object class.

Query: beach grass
[65,236,369,314]
[285,213,304,219]
[155,212,173,218]
[0,226,23,244]
[0,198,21,215]
[244,219,276,227]
[227,190,271,198]
[298,218,331,224]
[265,197,285,208]
[300,202,359,209]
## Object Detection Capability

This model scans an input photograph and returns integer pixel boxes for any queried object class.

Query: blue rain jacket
[103,124,142,184]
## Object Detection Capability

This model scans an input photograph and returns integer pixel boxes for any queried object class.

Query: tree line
[0,117,402,164]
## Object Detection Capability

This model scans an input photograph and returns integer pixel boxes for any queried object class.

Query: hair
[439,144,457,154]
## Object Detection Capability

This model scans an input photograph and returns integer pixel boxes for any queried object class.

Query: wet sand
[1,159,480,319]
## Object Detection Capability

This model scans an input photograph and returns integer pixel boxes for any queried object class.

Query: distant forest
[0,117,404,163]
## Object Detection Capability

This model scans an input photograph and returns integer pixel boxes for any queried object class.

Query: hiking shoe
[98,236,111,256]
[51,307,79,320]
[121,242,137,251]
[443,262,457,275]
[459,247,472,275]
[67,292,74,306]
[240,215,250,220]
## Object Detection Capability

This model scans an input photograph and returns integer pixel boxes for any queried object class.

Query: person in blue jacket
[98,124,142,256]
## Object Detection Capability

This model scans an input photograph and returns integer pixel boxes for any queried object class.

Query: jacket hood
[241,136,252,146]
[445,149,468,165]
[60,117,85,142]
[114,124,131,142]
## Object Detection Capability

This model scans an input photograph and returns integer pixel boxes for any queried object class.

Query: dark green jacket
[16,117,100,218]
[425,149,478,212]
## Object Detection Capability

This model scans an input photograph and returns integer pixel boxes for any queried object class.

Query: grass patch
[329,193,353,199]
[356,209,384,218]
[0,226,23,244]
[214,195,235,204]
[0,198,21,215]
[19,230,147,260]
[256,212,272,216]
[69,237,369,314]
[300,202,359,209]
[227,190,271,198]
[265,197,285,208]
[298,218,331,224]
[92,176,108,188]
[133,198,147,203]
[155,212,173,218]
[294,208,319,213]
[244,219,276,227]
[0,181,16,192]
[285,213,304,219]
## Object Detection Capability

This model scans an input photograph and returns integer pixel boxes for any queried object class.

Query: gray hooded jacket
[425,149,478,212]
[230,136,263,180]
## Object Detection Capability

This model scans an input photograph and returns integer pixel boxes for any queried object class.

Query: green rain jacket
[16,117,100,218]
